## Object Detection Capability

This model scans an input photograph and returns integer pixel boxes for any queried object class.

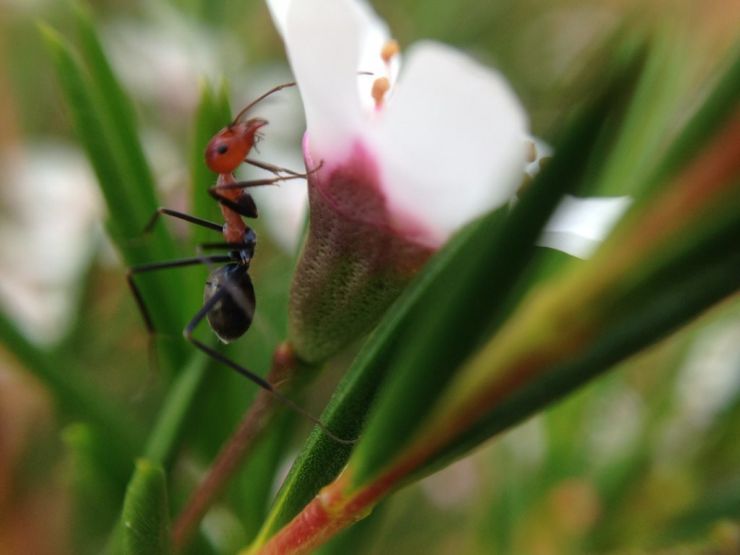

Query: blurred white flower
[675,317,740,429]
[0,142,102,344]
[656,314,740,462]
[104,3,243,115]
[539,195,633,259]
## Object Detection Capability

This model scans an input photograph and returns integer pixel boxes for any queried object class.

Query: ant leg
[211,160,323,195]
[211,174,305,194]
[209,189,259,218]
[245,158,303,176]
[207,169,320,217]
[207,161,325,217]
[198,242,251,250]
[143,208,223,234]
[183,289,355,445]
[127,255,233,332]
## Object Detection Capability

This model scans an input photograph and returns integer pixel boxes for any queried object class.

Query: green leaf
[73,3,161,226]
[143,352,210,466]
[422,241,740,480]
[591,26,693,197]
[122,460,172,555]
[64,423,130,548]
[403,102,740,478]
[649,40,740,190]
[252,211,497,545]
[350,50,645,486]
[251,48,647,546]
[41,19,189,369]
[190,79,232,245]
[181,80,232,323]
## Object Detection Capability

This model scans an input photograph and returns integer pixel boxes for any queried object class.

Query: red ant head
[205,118,268,174]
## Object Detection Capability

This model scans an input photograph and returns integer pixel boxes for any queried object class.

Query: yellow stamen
[381,39,400,64]
[372,77,391,109]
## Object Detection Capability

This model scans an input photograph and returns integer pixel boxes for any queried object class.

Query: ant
[126,83,351,444]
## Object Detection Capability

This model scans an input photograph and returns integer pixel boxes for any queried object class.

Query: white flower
[0,142,101,344]
[266,0,629,254]
[539,194,633,258]
[267,0,529,248]
[265,0,632,362]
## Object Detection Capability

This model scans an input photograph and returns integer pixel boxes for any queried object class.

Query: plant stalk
[172,342,298,551]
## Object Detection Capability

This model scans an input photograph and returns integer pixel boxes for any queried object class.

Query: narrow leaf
[251,47,646,547]
[143,352,210,466]
[122,460,171,555]
[41,19,190,368]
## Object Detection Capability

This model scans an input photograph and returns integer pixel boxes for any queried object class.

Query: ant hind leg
[183,287,355,445]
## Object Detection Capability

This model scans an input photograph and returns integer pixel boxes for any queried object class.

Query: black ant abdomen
[204,264,256,343]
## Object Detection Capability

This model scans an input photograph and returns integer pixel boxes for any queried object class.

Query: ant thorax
[218,173,249,243]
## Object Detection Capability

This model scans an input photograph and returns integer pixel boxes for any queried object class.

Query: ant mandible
[126,83,350,444]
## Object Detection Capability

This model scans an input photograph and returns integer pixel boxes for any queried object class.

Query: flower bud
[288,141,434,363]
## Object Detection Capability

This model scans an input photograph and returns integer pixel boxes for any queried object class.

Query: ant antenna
[230,81,297,127]
[229,72,375,127]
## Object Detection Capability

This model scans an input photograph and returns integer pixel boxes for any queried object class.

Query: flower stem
[250,466,405,555]
[171,342,298,552]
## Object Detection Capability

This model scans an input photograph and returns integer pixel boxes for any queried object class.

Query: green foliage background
[0,1,738,554]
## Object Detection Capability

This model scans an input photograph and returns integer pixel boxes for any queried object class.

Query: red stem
[172,343,297,552]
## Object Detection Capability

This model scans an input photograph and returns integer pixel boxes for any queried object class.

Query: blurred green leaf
[73,3,161,225]
[649,40,740,191]
[592,26,692,197]
[64,423,128,548]
[143,352,210,467]
[190,80,232,245]
[41,18,188,370]
[122,460,172,555]
[0,310,138,457]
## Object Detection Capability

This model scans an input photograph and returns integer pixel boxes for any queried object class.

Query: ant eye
[217,144,229,154]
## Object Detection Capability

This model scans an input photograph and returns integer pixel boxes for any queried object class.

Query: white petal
[350,1,395,112]
[268,0,393,116]
[265,0,291,38]
[372,42,529,243]
[278,0,366,157]
[538,195,632,258]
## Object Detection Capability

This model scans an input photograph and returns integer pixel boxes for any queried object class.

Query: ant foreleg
[183,288,355,445]
[211,174,305,194]
[143,208,223,234]
[207,174,308,217]
[245,158,303,177]
[210,160,323,196]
